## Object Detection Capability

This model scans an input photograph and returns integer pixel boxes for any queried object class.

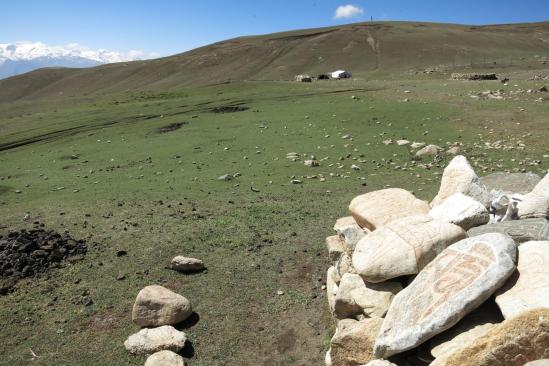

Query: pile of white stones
[123,256,205,366]
[324,155,549,366]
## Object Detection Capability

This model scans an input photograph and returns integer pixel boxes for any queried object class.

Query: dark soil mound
[156,122,188,133]
[211,105,249,113]
[0,227,87,294]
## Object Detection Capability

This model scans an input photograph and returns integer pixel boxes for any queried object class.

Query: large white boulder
[374,233,517,358]
[124,325,187,355]
[132,285,193,327]
[349,188,430,231]
[496,240,549,319]
[428,193,489,230]
[431,155,489,207]
[352,215,466,282]
[518,172,549,219]
[334,273,402,319]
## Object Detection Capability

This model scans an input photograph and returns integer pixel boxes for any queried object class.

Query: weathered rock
[411,142,426,149]
[353,215,466,282]
[132,285,192,327]
[145,350,186,366]
[468,218,549,244]
[525,360,549,366]
[430,323,496,366]
[481,172,541,195]
[427,300,503,366]
[304,159,320,167]
[335,253,356,282]
[349,188,430,231]
[447,146,461,155]
[396,139,410,146]
[334,273,402,319]
[443,308,549,366]
[374,233,517,358]
[428,193,489,230]
[330,317,383,366]
[327,266,339,313]
[327,235,347,262]
[431,155,489,207]
[518,172,549,219]
[496,240,549,319]
[416,144,442,157]
[124,325,187,355]
[333,216,368,252]
[170,256,205,273]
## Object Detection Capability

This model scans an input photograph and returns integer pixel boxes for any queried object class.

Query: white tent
[331,70,352,79]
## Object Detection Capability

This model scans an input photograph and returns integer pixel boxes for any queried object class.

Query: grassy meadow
[0,75,548,365]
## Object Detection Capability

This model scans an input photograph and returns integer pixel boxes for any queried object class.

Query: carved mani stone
[374,233,517,358]
[352,215,466,282]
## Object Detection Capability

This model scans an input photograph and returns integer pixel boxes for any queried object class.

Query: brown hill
[1,21,548,103]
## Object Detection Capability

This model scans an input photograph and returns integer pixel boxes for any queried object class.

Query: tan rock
[170,256,205,272]
[524,360,549,366]
[496,240,549,319]
[349,188,430,231]
[443,308,549,366]
[330,317,383,366]
[428,193,489,230]
[431,155,489,207]
[374,233,517,358]
[416,144,442,157]
[518,172,549,219]
[430,323,496,366]
[124,325,187,355]
[132,285,192,327]
[327,235,347,262]
[335,253,356,282]
[145,350,186,366]
[333,217,369,251]
[327,266,339,313]
[361,361,397,366]
[334,273,402,319]
[353,215,466,282]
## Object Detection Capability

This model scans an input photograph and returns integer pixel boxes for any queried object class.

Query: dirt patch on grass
[85,310,128,332]
[156,122,188,133]
[211,105,250,113]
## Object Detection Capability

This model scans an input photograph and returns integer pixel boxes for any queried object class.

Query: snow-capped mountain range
[0,42,159,79]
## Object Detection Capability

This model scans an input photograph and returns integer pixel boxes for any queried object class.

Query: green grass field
[0,76,548,365]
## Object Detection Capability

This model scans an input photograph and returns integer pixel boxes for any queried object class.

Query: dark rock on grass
[0,226,87,294]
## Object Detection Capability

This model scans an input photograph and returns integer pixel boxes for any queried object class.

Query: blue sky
[2,0,548,57]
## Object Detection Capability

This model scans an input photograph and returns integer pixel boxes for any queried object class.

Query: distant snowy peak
[0,41,160,79]
[0,41,155,63]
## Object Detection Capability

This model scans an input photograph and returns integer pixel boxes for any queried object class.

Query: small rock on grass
[124,325,187,355]
[170,256,205,273]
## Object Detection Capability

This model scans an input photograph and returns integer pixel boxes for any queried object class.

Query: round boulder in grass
[132,285,192,327]
[145,350,186,366]
[170,256,205,273]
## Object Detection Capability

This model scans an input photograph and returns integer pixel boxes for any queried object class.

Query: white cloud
[0,41,161,63]
[334,4,364,19]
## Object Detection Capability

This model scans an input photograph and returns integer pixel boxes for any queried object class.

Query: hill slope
[1,21,549,103]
